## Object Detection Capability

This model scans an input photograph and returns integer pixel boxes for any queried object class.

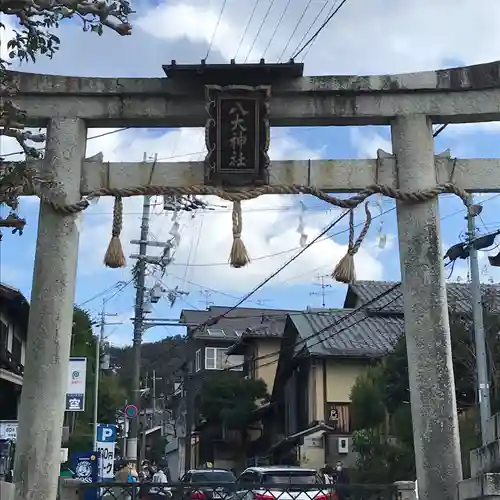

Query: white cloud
[76,126,385,292]
[350,128,392,158]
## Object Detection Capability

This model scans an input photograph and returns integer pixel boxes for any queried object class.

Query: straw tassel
[332,203,372,284]
[104,196,126,268]
[229,200,250,268]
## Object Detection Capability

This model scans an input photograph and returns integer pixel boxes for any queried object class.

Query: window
[190,471,236,483]
[0,321,7,351]
[195,349,201,372]
[238,471,257,484]
[11,335,22,365]
[262,472,319,485]
[325,402,351,434]
[223,354,244,371]
[205,347,221,370]
[205,348,244,370]
[207,328,225,336]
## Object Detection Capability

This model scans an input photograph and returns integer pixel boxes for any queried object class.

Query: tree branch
[0,0,133,235]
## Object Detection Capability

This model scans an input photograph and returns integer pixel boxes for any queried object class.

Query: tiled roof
[180,306,297,339]
[344,280,500,314]
[289,310,404,358]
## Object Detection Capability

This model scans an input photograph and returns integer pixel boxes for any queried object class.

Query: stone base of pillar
[394,481,417,500]
[0,481,15,500]
[59,478,80,500]
[459,473,500,499]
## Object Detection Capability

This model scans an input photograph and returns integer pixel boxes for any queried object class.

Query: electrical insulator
[100,354,110,370]
[150,283,163,303]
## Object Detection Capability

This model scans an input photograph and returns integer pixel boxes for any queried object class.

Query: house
[0,283,29,423]
[226,314,291,397]
[251,308,405,469]
[177,306,294,471]
[250,280,500,470]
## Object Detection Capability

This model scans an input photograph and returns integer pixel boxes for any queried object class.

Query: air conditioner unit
[338,437,349,454]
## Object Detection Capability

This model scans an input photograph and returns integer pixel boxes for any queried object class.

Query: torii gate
[6,60,500,500]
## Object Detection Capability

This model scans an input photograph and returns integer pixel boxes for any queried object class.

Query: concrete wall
[166,449,180,481]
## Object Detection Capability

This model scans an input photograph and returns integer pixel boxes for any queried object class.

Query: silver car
[234,466,330,500]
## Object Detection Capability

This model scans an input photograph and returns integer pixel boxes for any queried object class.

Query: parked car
[234,466,332,500]
[179,468,237,500]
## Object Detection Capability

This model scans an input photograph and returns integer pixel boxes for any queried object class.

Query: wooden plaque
[204,85,271,187]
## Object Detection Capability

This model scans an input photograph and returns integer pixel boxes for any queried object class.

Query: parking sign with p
[96,424,117,443]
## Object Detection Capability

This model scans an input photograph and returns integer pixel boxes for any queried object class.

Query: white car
[234,466,330,500]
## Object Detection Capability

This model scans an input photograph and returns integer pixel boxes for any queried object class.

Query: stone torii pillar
[13,118,87,500]
[392,115,462,500]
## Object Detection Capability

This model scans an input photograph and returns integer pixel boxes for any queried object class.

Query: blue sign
[66,394,84,411]
[96,424,117,443]
[72,451,100,500]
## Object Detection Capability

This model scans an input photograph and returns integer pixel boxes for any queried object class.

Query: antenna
[309,273,332,308]
[199,289,214,309]
[255,299,271,306]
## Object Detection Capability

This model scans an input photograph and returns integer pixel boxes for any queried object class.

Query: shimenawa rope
[39,181,475,283]
[332,203,372,284]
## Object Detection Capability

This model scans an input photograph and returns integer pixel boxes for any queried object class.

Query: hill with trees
[108,335,186,400]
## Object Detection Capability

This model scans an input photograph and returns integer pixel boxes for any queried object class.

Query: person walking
[115,461,139,500]
[149,464,170,499]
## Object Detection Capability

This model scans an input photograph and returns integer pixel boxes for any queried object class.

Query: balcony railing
[0,348,23,376]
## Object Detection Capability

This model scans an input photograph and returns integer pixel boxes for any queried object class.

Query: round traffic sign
[124,404,138,419]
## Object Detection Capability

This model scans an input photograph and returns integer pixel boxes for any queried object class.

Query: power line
[159,210,351,345]
[208,210,349,322]
[235,0,263,60]
[289,0,332,59]
[123,277,490,373]
[244,0,278,63]
[291,0,349,61]
[251,281,500,374]
[1,127,131,159]
[433,124,448,137]
[78,279,132,308]
[262,0,293,59]
[223,283,402,373]
[163,194,496,268]
[278,0,314,62]
[205,0,229,60]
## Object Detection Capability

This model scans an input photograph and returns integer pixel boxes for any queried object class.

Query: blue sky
[1,0,500,346]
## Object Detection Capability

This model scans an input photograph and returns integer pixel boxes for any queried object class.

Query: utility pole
[467,193,491,445]
[309,274,332,308]
[183,362,193,474]
[93,299,121,450]
[129,192,151,464]
[127,153,177,463]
